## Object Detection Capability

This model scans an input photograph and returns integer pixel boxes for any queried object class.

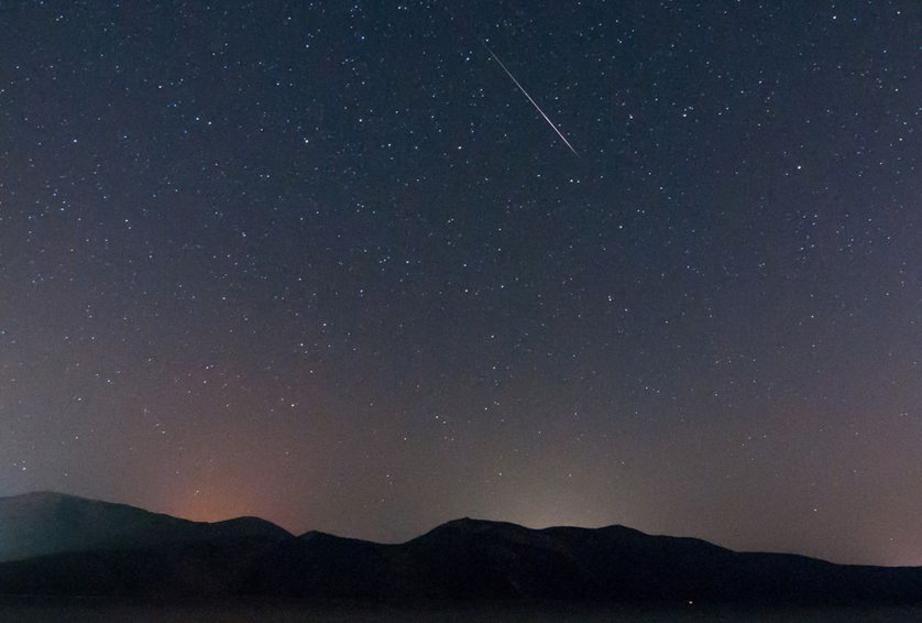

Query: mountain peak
[410,517,540,547]
[439,517,521,529]
[210,516,293,540]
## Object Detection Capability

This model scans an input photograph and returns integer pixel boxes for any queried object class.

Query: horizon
[2,1,920,574]
[4,488,918,569]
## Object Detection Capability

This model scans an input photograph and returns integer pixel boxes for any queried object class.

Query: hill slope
[0,494,921,605]
[0,491,291,562]
[251,518,922,604]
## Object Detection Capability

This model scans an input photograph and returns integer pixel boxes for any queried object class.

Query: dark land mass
[1,492,920,607]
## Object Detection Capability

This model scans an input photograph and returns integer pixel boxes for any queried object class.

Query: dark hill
[254,518,922,605]
[0,491,291,562]
[0,494,921,605]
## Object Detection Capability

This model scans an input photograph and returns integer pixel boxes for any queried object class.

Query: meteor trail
[484,43,578,156]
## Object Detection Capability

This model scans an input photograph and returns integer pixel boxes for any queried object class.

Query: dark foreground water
[2,601,922,623]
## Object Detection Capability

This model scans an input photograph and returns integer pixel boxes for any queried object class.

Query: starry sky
[1,0,920,566]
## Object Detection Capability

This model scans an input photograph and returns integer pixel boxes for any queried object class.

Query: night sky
[1,1,920,566]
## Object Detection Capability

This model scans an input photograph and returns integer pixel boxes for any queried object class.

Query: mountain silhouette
[0,491,291,562]
[0,492,921,605]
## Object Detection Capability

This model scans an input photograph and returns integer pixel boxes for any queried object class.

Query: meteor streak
[484,43,578,156]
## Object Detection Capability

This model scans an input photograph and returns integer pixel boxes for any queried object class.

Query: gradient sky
[1,1,920,566]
